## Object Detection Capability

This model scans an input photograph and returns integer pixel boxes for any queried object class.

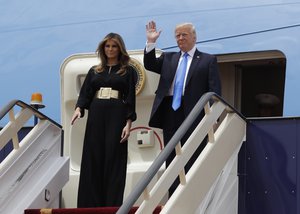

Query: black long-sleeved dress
[75,64,136,208]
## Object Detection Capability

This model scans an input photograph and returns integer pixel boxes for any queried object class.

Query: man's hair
[175,23,197,38]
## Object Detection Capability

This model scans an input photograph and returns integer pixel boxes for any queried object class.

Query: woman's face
[104,39,120,61]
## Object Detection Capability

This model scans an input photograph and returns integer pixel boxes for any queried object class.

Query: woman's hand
[120,120,132,143]
[146,20,162,43]
[71,107,81,125]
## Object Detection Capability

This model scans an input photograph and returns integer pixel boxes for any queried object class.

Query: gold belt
[95,87,120,99]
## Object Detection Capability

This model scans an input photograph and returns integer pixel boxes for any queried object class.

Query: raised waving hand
[146,20,162,43]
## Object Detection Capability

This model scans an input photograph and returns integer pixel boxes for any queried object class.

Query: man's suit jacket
[144,48,221,129]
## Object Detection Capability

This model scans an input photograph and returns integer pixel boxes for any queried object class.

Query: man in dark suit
[144,20,221,196]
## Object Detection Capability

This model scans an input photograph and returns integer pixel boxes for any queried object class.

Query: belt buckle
[100,87,111,99]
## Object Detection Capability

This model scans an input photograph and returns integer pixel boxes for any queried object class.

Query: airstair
[117,93,300,214]
[117,92,246,214]
[0,100,69,214]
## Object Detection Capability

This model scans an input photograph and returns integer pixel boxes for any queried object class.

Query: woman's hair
[95,33,130,75]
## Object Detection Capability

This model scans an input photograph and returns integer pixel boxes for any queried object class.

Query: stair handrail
[0,99,62,153]
[0,99,61,127]
[117,92,246,214]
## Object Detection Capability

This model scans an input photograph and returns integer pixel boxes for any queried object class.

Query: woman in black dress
[71,33,136,208]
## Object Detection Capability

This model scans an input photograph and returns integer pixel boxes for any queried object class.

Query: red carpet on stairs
[24,206,162,214]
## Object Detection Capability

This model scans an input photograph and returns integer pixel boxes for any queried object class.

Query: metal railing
[0,99,61,153]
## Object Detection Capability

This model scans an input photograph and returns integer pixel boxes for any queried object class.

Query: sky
[0,0,214,125]
[1,0,300,126]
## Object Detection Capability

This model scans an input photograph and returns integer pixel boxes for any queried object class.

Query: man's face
[175,26,196,52]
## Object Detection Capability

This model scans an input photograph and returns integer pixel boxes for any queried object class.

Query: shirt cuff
[145,42,156,53]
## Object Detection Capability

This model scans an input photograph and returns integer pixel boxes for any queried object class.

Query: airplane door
[217,50,286,118]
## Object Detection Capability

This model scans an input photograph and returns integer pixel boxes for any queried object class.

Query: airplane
[1,1,300,213]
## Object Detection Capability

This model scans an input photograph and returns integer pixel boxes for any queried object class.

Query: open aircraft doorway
[217,50,286,117]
